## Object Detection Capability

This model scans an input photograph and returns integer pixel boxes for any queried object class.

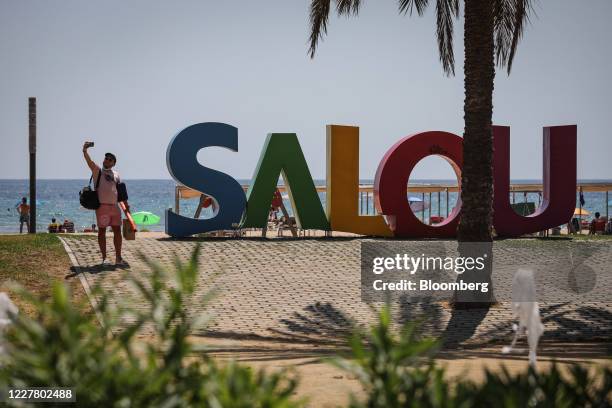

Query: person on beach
[82,142,127,266]
[48,218,61,233]
[17,197,30,234]
[83,223,97,233]
[61,219,75,233]
[589,212,607,234]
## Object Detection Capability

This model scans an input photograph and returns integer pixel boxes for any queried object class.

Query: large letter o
[374,131,463,238]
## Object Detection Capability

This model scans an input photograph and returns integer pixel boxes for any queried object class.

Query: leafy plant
[330,306,447,407]
[333,305,612,407]
[452,363,612,407]
[0,245,302,407]
[1,243,609,407]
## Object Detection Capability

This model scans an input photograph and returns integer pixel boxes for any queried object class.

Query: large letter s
[165,122,246,237]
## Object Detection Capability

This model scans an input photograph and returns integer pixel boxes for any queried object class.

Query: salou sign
[165,123,576,238]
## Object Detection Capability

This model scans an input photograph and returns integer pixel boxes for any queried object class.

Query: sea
[1,179,610,233]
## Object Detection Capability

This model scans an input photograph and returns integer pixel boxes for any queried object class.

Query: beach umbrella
[410,201,429,213]
[408,197,430,213]
[131,211,160,225]
[573,208,590,217]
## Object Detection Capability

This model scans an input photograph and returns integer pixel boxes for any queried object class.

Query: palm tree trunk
[458,0,495,242]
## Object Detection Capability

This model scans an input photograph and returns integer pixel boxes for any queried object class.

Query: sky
[0,0,611,181]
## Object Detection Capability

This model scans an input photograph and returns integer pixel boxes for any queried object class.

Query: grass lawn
[0,234,87,315]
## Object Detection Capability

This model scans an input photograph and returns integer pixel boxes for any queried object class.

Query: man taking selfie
[83,142,126,266]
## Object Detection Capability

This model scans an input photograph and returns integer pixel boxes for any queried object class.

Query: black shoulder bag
[79,171,102,210]
[117,181,128,202]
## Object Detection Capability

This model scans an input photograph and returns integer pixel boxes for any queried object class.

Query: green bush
[0,245,302,407]
[1,244,610,407]
[453,364,612,408]
[333,305,612,408]
[329,307,447,407]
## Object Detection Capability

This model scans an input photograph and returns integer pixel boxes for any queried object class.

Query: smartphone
[86,142,95,148]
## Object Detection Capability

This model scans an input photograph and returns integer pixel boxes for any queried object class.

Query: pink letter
[374,131,463,238]
[493,125,577,237]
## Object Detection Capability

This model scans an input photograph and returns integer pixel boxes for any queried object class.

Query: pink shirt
[93,166,121,205]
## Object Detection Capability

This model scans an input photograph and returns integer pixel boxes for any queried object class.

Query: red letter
[493,125,577,237]
[374,131,463,238]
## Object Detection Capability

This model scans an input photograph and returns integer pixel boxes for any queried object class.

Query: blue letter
[165,122,246,237]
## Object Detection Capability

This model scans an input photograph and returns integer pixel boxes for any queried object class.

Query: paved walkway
[60,236,612,347]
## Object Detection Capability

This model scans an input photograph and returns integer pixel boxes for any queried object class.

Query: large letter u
[493,125,577,237]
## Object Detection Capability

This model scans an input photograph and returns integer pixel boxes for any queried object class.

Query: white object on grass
[0,292,18,355]
[501,268,544,367]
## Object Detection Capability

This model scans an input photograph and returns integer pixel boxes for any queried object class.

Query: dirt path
[193,337,611,407]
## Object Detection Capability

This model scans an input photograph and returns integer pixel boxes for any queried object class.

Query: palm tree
[308,0,533,242]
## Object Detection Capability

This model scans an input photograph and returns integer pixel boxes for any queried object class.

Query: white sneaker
[101,258,111,267]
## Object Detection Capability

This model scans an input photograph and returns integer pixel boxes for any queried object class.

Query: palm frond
[308,0,332,58]
[435,0,459,76]
[493,0,513,67]
[494,0,535,73]
[507,0,533,72]
[398,0,430,16]
[309,0,363,58]
[336,0,361,15]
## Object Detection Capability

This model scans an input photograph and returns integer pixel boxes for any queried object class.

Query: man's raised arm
[82,142,98,173]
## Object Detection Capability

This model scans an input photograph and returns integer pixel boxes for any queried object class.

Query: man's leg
[98,229,107,260]
[111,226,122,263]
[19,221,23,234]
[25,220,30,233]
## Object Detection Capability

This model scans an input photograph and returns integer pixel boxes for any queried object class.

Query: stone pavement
[60,236,612,347]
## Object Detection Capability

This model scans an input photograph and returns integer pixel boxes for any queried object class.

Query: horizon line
[1,178,612,182]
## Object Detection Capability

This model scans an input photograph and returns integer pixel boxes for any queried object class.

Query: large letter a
[241,133,329,230]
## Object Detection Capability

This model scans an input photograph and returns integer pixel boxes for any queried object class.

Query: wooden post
[446,188,449,217]
[359,191,363,215]
[175,186,180,215]
[437,191,441,221]
[28,98,36,234]
[428,192,432,224]
[421,192,425,222]
[606,190,609,220]
[578,186,582,233]
[194,194,205,219]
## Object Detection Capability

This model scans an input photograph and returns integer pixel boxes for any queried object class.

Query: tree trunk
[458,0,495,242]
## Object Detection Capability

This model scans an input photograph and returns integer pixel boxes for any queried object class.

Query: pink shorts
[96,204,122,228]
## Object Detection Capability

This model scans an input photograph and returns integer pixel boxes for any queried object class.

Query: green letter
[242,133,329,230]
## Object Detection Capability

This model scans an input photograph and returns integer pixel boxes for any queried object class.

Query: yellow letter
[326,125,392,236]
